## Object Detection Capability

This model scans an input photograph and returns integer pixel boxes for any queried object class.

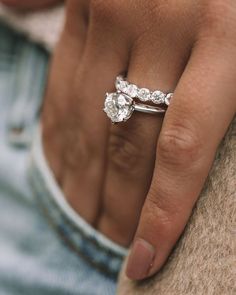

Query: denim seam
[32,186,119,279]
[28,159,125,279]
[32,162,124,258]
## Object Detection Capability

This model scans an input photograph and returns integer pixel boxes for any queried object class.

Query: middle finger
[61,11,130,224]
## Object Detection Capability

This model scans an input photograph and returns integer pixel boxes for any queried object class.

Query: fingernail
[126,238,155,280]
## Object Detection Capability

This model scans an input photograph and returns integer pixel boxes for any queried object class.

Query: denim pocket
[0,21,127,280]
[28,128,128,280]
[0,21,124,294]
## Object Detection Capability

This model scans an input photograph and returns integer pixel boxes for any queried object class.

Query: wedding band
[104,92,165,123]
[115,75,173,105]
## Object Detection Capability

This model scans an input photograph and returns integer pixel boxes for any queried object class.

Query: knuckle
[63,131,87,169]
[146,202,174,233]
[199,0,236,41]
[147,177,183,216]
[108,132,144,175]
[64,127,102,170]
[158,125,202,167]
[90,0,164,35]
[90,0,121,25]
[90,0,109,17]
[144,178,187,237]
[145,188,181,232]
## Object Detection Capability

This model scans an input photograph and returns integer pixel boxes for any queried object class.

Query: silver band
[115,75,173,106]
[133,103,165,114]
[104,92,165,123]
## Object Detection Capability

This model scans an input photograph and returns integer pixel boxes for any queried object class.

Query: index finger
[126,38,236,280]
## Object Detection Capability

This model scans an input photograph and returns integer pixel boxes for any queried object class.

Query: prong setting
[104,92,134,123]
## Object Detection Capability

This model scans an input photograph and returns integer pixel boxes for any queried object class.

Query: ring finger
[98,34,191,246]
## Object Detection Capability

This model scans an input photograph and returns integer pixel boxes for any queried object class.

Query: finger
[98,34,191,245]
[43,0,88,179]
[126,39,236,280]
[61,12,129,224]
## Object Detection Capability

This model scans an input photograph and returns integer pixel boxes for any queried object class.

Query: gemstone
[151,90,165,104]
[115,76,128,93]
[165,93,173,105]
[138,88,151,102]
[104,93,134,123]
[126,84,138,98]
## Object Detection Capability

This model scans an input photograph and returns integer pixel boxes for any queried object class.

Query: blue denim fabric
[0,22,127,295]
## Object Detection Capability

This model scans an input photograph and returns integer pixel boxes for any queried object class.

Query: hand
[42,0,236,280]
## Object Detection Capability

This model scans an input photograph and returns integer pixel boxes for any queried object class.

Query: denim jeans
[0,22,127,295]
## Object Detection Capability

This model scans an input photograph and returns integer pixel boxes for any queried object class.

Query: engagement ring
[104,92,165,123]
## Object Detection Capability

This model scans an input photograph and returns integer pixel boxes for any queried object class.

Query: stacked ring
[115,75,173,106]
[104,92,165,123]
[103,75,174,123]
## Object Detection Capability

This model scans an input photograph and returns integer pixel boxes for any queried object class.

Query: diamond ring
[115,75,173,106]
[104,92,165,123]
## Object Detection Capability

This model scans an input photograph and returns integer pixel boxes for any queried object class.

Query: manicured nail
[126,238,155,280]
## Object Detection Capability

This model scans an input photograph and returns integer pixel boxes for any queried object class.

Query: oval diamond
[104,93,134,123]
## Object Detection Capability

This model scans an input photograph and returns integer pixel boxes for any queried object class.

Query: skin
[3,0,236,281]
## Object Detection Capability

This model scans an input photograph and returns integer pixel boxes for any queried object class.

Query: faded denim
[0,23,127,295]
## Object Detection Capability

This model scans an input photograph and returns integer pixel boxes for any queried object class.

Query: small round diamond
[138,88,151,102]
[165,93,173,106]
[104,93,134,123]
[115,76,128,93]
[151,90,165,104]
[126,84,138,98]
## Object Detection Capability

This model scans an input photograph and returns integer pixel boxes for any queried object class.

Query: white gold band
[133,103,165,114]
[104,92,165,123]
